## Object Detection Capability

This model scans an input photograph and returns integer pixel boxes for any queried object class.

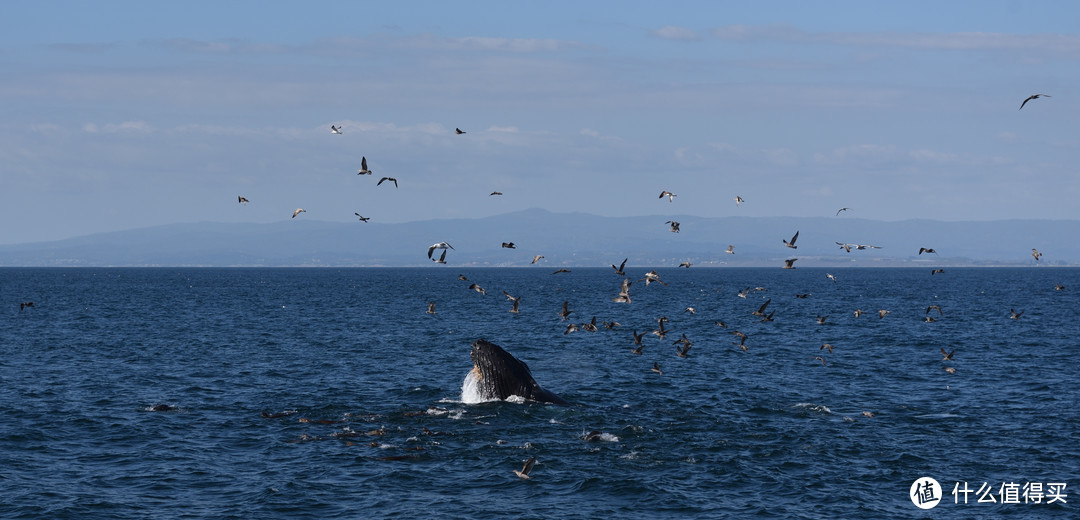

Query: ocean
[1,267,1076,519]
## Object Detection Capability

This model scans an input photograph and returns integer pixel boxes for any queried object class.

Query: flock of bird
[252,98,1050,479]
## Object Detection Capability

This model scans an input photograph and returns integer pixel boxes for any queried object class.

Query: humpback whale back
[468,339,567,405]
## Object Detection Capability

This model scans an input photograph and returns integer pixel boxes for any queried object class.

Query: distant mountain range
[0,208,1076,267]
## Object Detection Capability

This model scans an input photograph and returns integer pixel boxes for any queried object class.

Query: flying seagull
[1032,248,1042,261]
[666,220,680,233]
[612,258,627,276]
[734,195,744,207]
[919,247,937,255]
[427,242,454,259]
[725,245,735,255]
[357,156,372,175]
[292,208,306,218]
[377,177,398,188]
[489,191,502,196]
[468,283,486,296]
[659,190,676,202]
[783,231,799,249]
[238,195,249,205]
[501,242,516,249]
[354,213,370,222]
[514,456,536,479]
[433,249,448,264]
[835,207,850,216]
[531,255,544,264]
[783,258,798,269]
[455,128,466,134]
[330,125,342,134]
[1019,94,1049,110]
[426,302,436,315]
[679,261,691,268]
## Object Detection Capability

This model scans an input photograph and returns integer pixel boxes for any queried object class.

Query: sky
[2,0,1079,244]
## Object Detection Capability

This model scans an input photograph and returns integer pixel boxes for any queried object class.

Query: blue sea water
[1,267,1077,519]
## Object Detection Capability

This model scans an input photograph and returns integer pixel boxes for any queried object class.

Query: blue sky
[2,1,1078,244]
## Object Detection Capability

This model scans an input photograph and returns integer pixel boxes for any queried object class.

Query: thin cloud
[709,24,1080,55]
[651,26,700,42]
[82,121,152,134]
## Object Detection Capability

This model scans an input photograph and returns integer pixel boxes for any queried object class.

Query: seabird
[1032,248,1042,261]
[943,367,957,374]
[674,334,692,357]
[458,274,468,281]
[330,125,342,134]
[684,307,695,315]
[612,278,633,303]
[551,269,571,274]
[292,208,306,218]
[926,305,943,316]
[835,207,850,216]
[612,258,627,276]
[514,456,536,479]
[931,269,945,275]
[354,213,370,222]
[558,301,572,321]
[651,362,662,375]
[812,356,827,367]
[501,242,516,249]
[940,348,954,361]
[783,231,799,249]
[853,309,865,318]
[752,299,771,317]
[816,315,828,325]
[737,287,750,299]
[826,273,837,283]
[509,297,521,314]
[377,177,398,188]
[640,270,669,286]
[19,302,34,311]
[783,258,798,269]
[490,191,502,196]
[1019,94,1049,110]
[836,242,882,252]
[725,245,735,255]
[455,128,466,134]
[795,293,810,298]
[238,196,249,205]
[678,261,691,268]
[666,220,680,233]
[918,247,937,255]
[1054,282,1065,291]
[433,249,448,264]
[632,329,645,346]
[426,301,436,314]
[878,309,891,319]
[1009,308,1023,319]
[531,255,544,264]
[659,190,677,202]
[821,343,834,353]
[734,195,744,207]
[582,316,599,332]
[427,242,454,259]
[564,323,579,335]
[357,156,372,175]
[468,283,486,296]
[714,320,728,328]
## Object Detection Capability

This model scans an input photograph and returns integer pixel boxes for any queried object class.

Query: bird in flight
[836,242,881,252]
[918,247,937,255]
[455,128,466,135]
[1010,308,1024,319]
[666,220,680,233]
[931,269,945,275]
[330,125,342,134]
[552,269,571,275]
[426,301,436,315]
[501,242,516,249]
[678,261,691,268]
[292,208,306,218]
[354,213,370,222]
[612,258,627,276]
[531,255,545,264]
[489,191,502,196]
[377,177,398,188]
[725,245,735,255]
[427,242,454,259]
[432,249,448,264]
[826,273,837,283]
[659,190,677,202]
[1032,248,1042,261]
[357,157,372,175]
[783,231,799,249]
[783,258,798,269]
[468,283,486,296]
[1019,94,1049,110]
[835,207,850,216]
[734,195,744,207]
[514,456,536,479]
[238,196,249,205]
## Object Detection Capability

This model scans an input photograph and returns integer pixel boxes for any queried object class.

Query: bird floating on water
[426,302,436,315]
[1019,94,1049,110]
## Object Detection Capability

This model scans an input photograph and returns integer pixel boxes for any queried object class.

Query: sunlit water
[1,267,1076,519]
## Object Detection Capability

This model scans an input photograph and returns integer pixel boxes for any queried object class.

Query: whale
[466,339,568,405]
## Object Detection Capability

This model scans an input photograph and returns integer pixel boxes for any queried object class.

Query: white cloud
[82,121,152,134]
[487,126,519,133]
[651,26,700,42]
